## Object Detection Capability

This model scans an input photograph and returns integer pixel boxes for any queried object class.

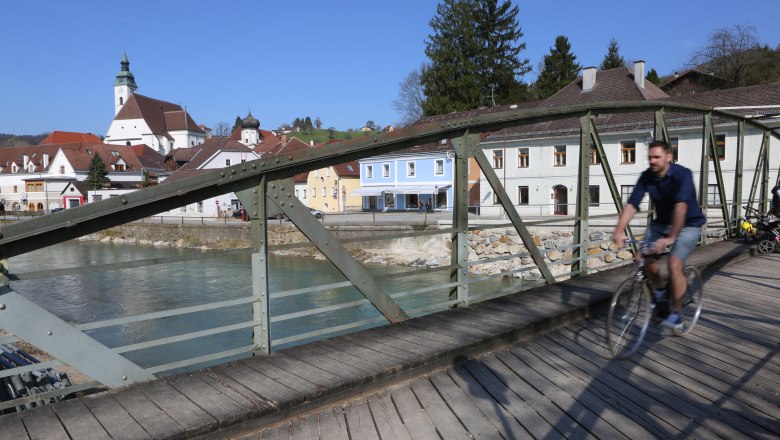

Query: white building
[105,53,205,155]
[478,62,780,218]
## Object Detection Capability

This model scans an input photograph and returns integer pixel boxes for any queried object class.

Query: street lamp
[341,185,346,212]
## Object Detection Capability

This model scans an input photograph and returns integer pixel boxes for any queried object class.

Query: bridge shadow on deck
[1,240,771,440]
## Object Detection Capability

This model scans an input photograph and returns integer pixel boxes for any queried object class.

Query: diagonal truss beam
[466,142,555,284]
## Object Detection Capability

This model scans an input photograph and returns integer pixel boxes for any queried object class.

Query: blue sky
[2,0,780,136]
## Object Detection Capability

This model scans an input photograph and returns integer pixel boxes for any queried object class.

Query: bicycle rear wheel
[606,278,651,359]
[677,266,704,335]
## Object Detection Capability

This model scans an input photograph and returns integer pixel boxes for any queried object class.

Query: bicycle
[605,240,704,359]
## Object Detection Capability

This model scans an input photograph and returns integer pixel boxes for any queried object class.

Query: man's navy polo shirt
[627,163,706,227]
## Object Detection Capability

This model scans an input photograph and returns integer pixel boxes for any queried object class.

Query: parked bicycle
[606,240,704,359]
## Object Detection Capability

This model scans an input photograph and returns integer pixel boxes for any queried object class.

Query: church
[104,53,206,155]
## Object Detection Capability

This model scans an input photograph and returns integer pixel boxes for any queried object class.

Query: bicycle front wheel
[606,278,651,359]
[678,266,704,335]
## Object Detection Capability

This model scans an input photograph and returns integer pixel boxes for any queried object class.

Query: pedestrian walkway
[2,241,775,440]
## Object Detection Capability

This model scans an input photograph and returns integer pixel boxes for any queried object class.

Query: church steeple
[114,51,138,115]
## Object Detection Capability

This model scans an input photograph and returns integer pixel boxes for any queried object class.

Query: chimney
[309,140,314,146]
[634,60,645,90]
[22,155,28,167]
[582,67,597,92]
[43,153,49,168]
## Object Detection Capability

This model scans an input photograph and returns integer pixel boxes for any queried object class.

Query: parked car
[50,208,65,213]
[309,208,324,219]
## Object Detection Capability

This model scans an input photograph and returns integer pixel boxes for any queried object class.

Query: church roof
[114,93,204,138]
[41,131,103,144]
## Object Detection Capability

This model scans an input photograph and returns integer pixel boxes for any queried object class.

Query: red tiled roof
[130,144,167,170]
[114,93,204,137]
[177,138,259,171]
[0,143,149,174]
[41,131,103,144]
[265,137,314,157]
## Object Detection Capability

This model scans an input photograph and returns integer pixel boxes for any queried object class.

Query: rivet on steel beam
[122,376,128,381]
[324,241,328,246]
[0,233,4,239]
[280,202,285,206]
[288,155,293,161]
[280,186,285,191]
[275,158,280,163]
[121,198,127,204]
[220,172,225,177]
[242,166,246,171]
[252,163,257,168]
[47,330,53,336]
[287,193,291,197]
[231,169,236,174]
[0,304,5,310]
[271,184,276,189]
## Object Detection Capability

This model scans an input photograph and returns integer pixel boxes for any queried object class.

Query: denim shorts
[644,223,701,262]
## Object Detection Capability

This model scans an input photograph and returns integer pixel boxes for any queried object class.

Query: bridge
[0,101,778,438]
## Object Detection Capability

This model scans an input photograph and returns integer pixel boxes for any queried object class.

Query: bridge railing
[0,101,778,412]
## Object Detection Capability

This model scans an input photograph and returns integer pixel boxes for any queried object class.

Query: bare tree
[688,24,759,87]
[393,64,427,127]
[212,122,232,137]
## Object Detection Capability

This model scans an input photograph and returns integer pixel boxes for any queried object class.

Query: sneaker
[661,312,684,333]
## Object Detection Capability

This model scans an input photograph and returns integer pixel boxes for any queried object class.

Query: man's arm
[654,201,687,252]
[613,203,638,248]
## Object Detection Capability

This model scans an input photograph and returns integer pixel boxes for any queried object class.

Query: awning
[392,185,451,194]
[351,186,394,196]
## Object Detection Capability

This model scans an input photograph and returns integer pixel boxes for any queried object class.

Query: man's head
[648,140,673,177]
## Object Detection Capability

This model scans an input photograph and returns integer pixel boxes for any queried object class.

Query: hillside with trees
[0,133,49,147]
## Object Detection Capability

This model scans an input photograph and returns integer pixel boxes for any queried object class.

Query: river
[7,241,519,374]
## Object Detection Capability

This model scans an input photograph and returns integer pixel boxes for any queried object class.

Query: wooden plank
[409,376,470,439]
[387,383,440,440]
[282,346,365,382]
[318,407,349,440]
[137,379,218,437]
[344,398,380,440]
[18,406,69,440]
[460,360,558,439]
[81,392,152,440]
[290,413,319,440]
[211,362,302,406]
[109,387,182,440]
[367,391,413,440]
[285,343,375,377]
[0,413,30,440]
[445,365,532,439]
[245,358,324,399]
[495,349,630,440]
[52,399,112,440]
[165,374,258,427]
[260,421,289,440]
[201,368,275,410]
[263,352,344,388]
[340,333,420,363]
[319,338,402,370]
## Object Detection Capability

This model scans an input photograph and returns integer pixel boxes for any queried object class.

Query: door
[554,185,568,215]
[368,196,377,210]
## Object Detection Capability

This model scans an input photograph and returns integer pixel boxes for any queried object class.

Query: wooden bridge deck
[1,240,778,439]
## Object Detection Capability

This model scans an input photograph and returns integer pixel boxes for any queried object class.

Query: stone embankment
[78,223,638,278]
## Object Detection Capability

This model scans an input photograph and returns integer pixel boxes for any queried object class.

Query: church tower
[114,51,138,115]
[240,112,261,146]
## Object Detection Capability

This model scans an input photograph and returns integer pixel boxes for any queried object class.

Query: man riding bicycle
[613,140,706,331]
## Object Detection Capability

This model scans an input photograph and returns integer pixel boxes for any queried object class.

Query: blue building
[355,144,454,211]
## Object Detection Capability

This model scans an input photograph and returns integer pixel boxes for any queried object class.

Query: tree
[535,35,581,99]
[327,127,336,139]
[688,24,760,87]
[365,120,376,130]
[232,116,242,131]
[421,0,531,116]
[646,68,661,86]
[394,65,426,126]
[85,153,109,192]
[213,122,232,137]
[600,38,626,70]
[315,117,322,129]
[304,116,313,133]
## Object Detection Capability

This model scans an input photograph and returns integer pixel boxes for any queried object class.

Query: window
[366,165,373,179]
[589,185,600,207]
[590,145,600,165]
[11,165,17,173]
[621,140,636,164]
[670,137,679,162]
[179,205,187,213]
[295,190,299,198]
[225,159,231,167]
[13,185,18,193]
[492,191,500,205]
[86,149,92,155]
[25,183,34,192]
[492,150,503,169]
[707,184,721,207]
[384,192,394,208]
[326,167,331,177]
[620,185,635,205]
[434,159,444,175]
[59,166,65,174]
[114,164,125,171]
[517,186,529,205]
[322,186,326,198]
[93,195,102,202]
[714,134,725,160]
[313,187,317,197]
[407,161,416,177]
[302,189,307,199]
[197,201,203,213]
[518,148,529,168]
[382,163,390,178]
[119,97,123,105]
[554,146,566,167]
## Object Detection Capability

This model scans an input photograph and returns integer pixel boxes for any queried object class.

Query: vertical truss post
[574,115,591,276]
[588,116,636,250]
[705,114,730,233]
[650,110,670,230]
[467,142,555,284]
[761,131,771,213]
[748,132,769,210]
[450,132,475,306]
[731,121,745,235]
[698,114,713,244]
[236,177,271,355]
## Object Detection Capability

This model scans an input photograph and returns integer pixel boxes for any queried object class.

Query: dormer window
[11,165,17,173]
[28,164,34,172]
[86,149,92,155]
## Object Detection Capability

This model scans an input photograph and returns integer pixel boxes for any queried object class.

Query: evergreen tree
[232,116,242,131]
[85,153,109,192]
[304,116,313,132]
[535,35,581,99]
[646,68,661,86]
[600,38,626,70]
[421,0,530,115]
